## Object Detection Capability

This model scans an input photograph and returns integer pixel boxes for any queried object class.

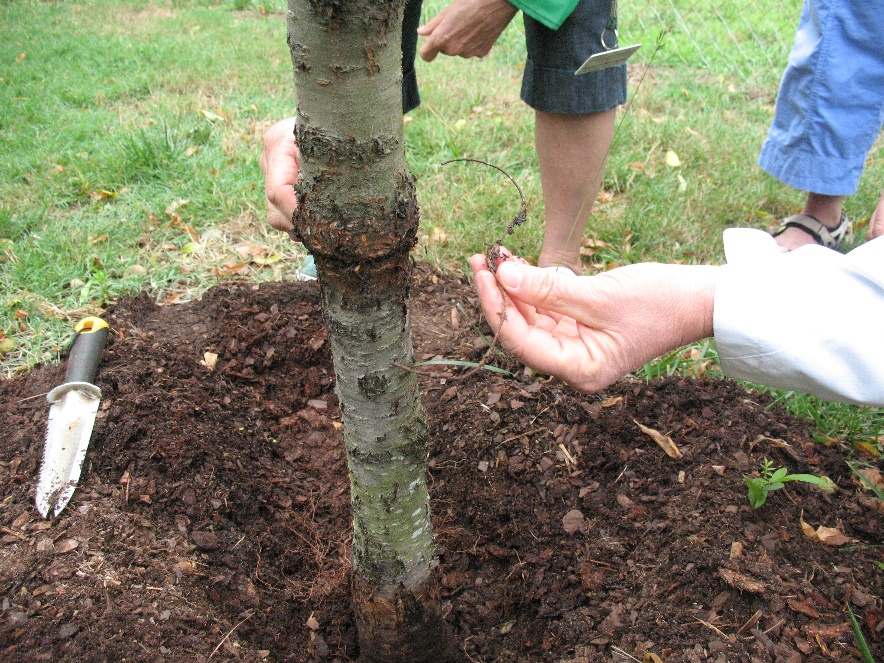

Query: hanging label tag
[575,43,641,75]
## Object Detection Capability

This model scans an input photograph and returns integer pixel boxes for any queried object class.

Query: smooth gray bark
[287,2,462,660]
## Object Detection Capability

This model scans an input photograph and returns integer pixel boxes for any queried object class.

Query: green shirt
[509,0,580,30]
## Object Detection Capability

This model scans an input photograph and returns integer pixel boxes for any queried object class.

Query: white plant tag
[575,43,641,75]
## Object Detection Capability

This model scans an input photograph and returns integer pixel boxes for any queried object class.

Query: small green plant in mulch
[847,603,875,663]
[744,457,836,509]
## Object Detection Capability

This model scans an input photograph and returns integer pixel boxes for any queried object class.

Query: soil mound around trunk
[1,265,881,662]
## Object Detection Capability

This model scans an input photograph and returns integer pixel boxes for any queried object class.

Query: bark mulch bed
[1,264,882,662]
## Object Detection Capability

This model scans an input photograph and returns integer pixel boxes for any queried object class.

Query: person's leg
[759,0,884,249]
[535,108,615,273]
[869,189,884,241]
[522,0,626,273]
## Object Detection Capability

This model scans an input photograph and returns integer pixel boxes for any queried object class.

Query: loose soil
[1,265,882,662]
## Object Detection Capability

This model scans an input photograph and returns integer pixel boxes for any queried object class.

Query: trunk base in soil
[352,574,466,663]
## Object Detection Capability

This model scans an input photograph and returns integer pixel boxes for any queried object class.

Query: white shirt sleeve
[713,229,884,406]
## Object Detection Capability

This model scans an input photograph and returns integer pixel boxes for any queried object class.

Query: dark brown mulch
[1,264,882,662]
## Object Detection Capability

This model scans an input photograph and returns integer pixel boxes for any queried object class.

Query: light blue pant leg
[758,0,884,196]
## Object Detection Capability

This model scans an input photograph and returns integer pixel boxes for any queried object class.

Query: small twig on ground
[693,618,729,639]
[0,526,26,540]
[394,294,507,383]
[394,315,504,382]
[208,610,255,659]
[399,157,523,382]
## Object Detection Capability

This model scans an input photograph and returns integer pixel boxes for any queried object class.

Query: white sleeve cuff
[713,230,884,406]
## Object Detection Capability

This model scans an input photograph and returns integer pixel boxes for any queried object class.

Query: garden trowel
[35,317,109,518]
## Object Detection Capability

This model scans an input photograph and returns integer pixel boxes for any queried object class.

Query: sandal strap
[775,212,850,249]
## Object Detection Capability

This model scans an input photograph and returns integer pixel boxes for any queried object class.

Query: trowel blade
[35,385,101,518]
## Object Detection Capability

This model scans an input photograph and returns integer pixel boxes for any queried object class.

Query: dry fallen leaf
[201,352,218,371]
[0,336,14,354]
[581,237,612,249]
[450,306,460,329]
[815,526,851,546]
[634,420,682,458]
[211,261,251,277]
[562,509,585,535]
[799,511,851,546]
[253,253,281,266]
[855,466,883,492]
[165,199,190,215]
[855,441,881,458]
[748,434,790,452]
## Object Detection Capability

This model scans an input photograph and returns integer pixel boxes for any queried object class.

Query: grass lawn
[1,0,881,451]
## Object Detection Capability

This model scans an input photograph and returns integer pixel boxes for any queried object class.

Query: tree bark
[286,2,463,660]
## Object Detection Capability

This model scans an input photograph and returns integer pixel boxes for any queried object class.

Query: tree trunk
[286,2,463,660]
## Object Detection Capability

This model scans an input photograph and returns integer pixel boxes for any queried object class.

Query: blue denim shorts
[758,0,884,195]
[402,0,627,115]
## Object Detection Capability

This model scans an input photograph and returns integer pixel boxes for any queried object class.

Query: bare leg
[774,192,846,251]
[535,108,615,274]
[868,189,884,240]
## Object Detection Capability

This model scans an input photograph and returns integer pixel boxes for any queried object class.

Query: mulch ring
[1,263,882,662]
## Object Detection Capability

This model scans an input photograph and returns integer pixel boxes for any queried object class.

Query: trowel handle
[65,317,109,384]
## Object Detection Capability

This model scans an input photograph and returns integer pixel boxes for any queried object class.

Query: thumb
[496,262,586,321]
[418,40,440,62]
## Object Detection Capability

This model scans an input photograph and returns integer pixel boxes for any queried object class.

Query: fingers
[469,254,585,381]
[417,14,443,61]
[417,13,443,61]
[418,36,442,62]
[260,119,300,233]
[494,261,590,325]
[417,0,515,62]
[470,254,508,329]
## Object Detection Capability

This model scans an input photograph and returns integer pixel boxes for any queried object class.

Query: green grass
[1,0,882,452]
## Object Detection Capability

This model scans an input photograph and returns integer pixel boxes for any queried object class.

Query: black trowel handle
[64,317,109,384]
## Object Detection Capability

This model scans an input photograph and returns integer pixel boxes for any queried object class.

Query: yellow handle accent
[74,317,109,334]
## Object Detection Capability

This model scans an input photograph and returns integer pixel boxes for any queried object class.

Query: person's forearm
[668,265,716,350]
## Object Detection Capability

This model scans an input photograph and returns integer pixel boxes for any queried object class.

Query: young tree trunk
[286,2,463,660]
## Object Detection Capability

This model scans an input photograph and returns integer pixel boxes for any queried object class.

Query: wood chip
[787,597,822,618]
[718,568,767,594]
[736,609,763,635]
[54,538,79,554]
